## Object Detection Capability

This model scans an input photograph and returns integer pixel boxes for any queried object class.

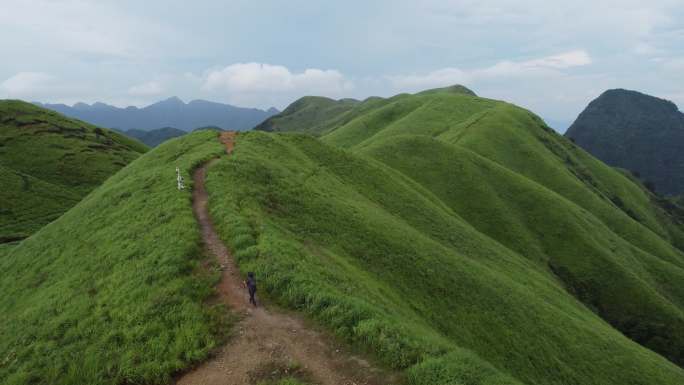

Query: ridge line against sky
[1,0,683,131]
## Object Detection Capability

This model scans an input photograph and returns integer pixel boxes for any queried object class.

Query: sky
[1,0,683,131]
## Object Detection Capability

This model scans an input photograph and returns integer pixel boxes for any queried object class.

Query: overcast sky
[1,0,682,130]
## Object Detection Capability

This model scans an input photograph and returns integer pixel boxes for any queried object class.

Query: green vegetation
[0,243,14,257]
[205,87,684,384]
[0,131,228,385]
[0,100,148,241]
[254,96,360,135]
[3,86,684,385]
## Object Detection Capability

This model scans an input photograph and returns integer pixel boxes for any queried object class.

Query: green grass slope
[0,131,228,385]
[205,132,684,385]
[203,86,684,384]
[0,100,148,241]
[254,85,478,138]
[254,96,360,135]
[330,91,684,367]
[0,164,80,242]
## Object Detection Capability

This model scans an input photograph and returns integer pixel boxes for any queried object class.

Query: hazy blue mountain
[115,127,187,147]
[566,89,684,196]
[36,97,278,132]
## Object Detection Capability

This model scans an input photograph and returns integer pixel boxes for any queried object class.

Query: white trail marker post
[176,167,185,190]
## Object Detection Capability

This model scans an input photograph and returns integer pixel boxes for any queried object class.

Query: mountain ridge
[566,88,684,195]
[35,97,279,132]
[0,100,147,241]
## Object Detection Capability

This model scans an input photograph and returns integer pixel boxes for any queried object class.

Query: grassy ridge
[254,96,360,135]
[300,89,684,366]
[0,100,147,240]
[0,131,227,385]
[205,131,684,385]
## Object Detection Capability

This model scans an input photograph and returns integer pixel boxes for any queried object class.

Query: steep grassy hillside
[0,131,228,385]
[328,90,684,366]
[0,100,148,241]
[254,96,360,135]
[209,87,684,384]
[254,85,480,139]
[0,164,80,242]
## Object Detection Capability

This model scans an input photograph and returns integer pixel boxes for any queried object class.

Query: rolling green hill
[0,131,227,385]
[241,87,684,383]
[2,86,684,385]
[0,100,148,241]
[254,96,360,135]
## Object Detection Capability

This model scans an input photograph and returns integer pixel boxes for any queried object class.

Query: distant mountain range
[566,89,684,196]
[34,97,279,132]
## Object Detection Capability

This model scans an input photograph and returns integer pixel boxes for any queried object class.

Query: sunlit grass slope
[346,98,684,365]
[0,163,80,242]
[316,88,684,366]
[205,131,684,385]
[0,131,227,385]
[0,100,148,241]
[254,96,360,135]
[211,86,684,384]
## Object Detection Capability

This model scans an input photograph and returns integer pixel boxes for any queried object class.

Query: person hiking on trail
[243,272,257,307]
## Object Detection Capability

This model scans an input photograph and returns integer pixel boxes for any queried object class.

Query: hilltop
[254,85,477,136]
[566,89,684,195]
[37,97,279,132]
[2,87,684,385]
[0,100,147,242]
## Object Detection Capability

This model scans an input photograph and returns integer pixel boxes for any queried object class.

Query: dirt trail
[177,132,401,385]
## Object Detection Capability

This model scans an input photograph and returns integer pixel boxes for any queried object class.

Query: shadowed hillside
[0,100,148,242]
[566,89,684,196]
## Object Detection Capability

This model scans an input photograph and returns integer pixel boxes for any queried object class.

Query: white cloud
[0,0,183,60]
[632,42,662,56]
[128,81,164,96]
[521,50,592,69]
[202,63,352,94]
[662,57,684,71]
[389,50,592,90]
[1,72,56,96]
[387,68,468,90]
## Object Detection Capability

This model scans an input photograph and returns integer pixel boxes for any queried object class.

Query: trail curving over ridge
[176,131,400,385]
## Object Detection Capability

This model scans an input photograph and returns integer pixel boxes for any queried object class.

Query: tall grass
[0,100,147,240]
[205,124,684,385]
[0,131,228,385]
